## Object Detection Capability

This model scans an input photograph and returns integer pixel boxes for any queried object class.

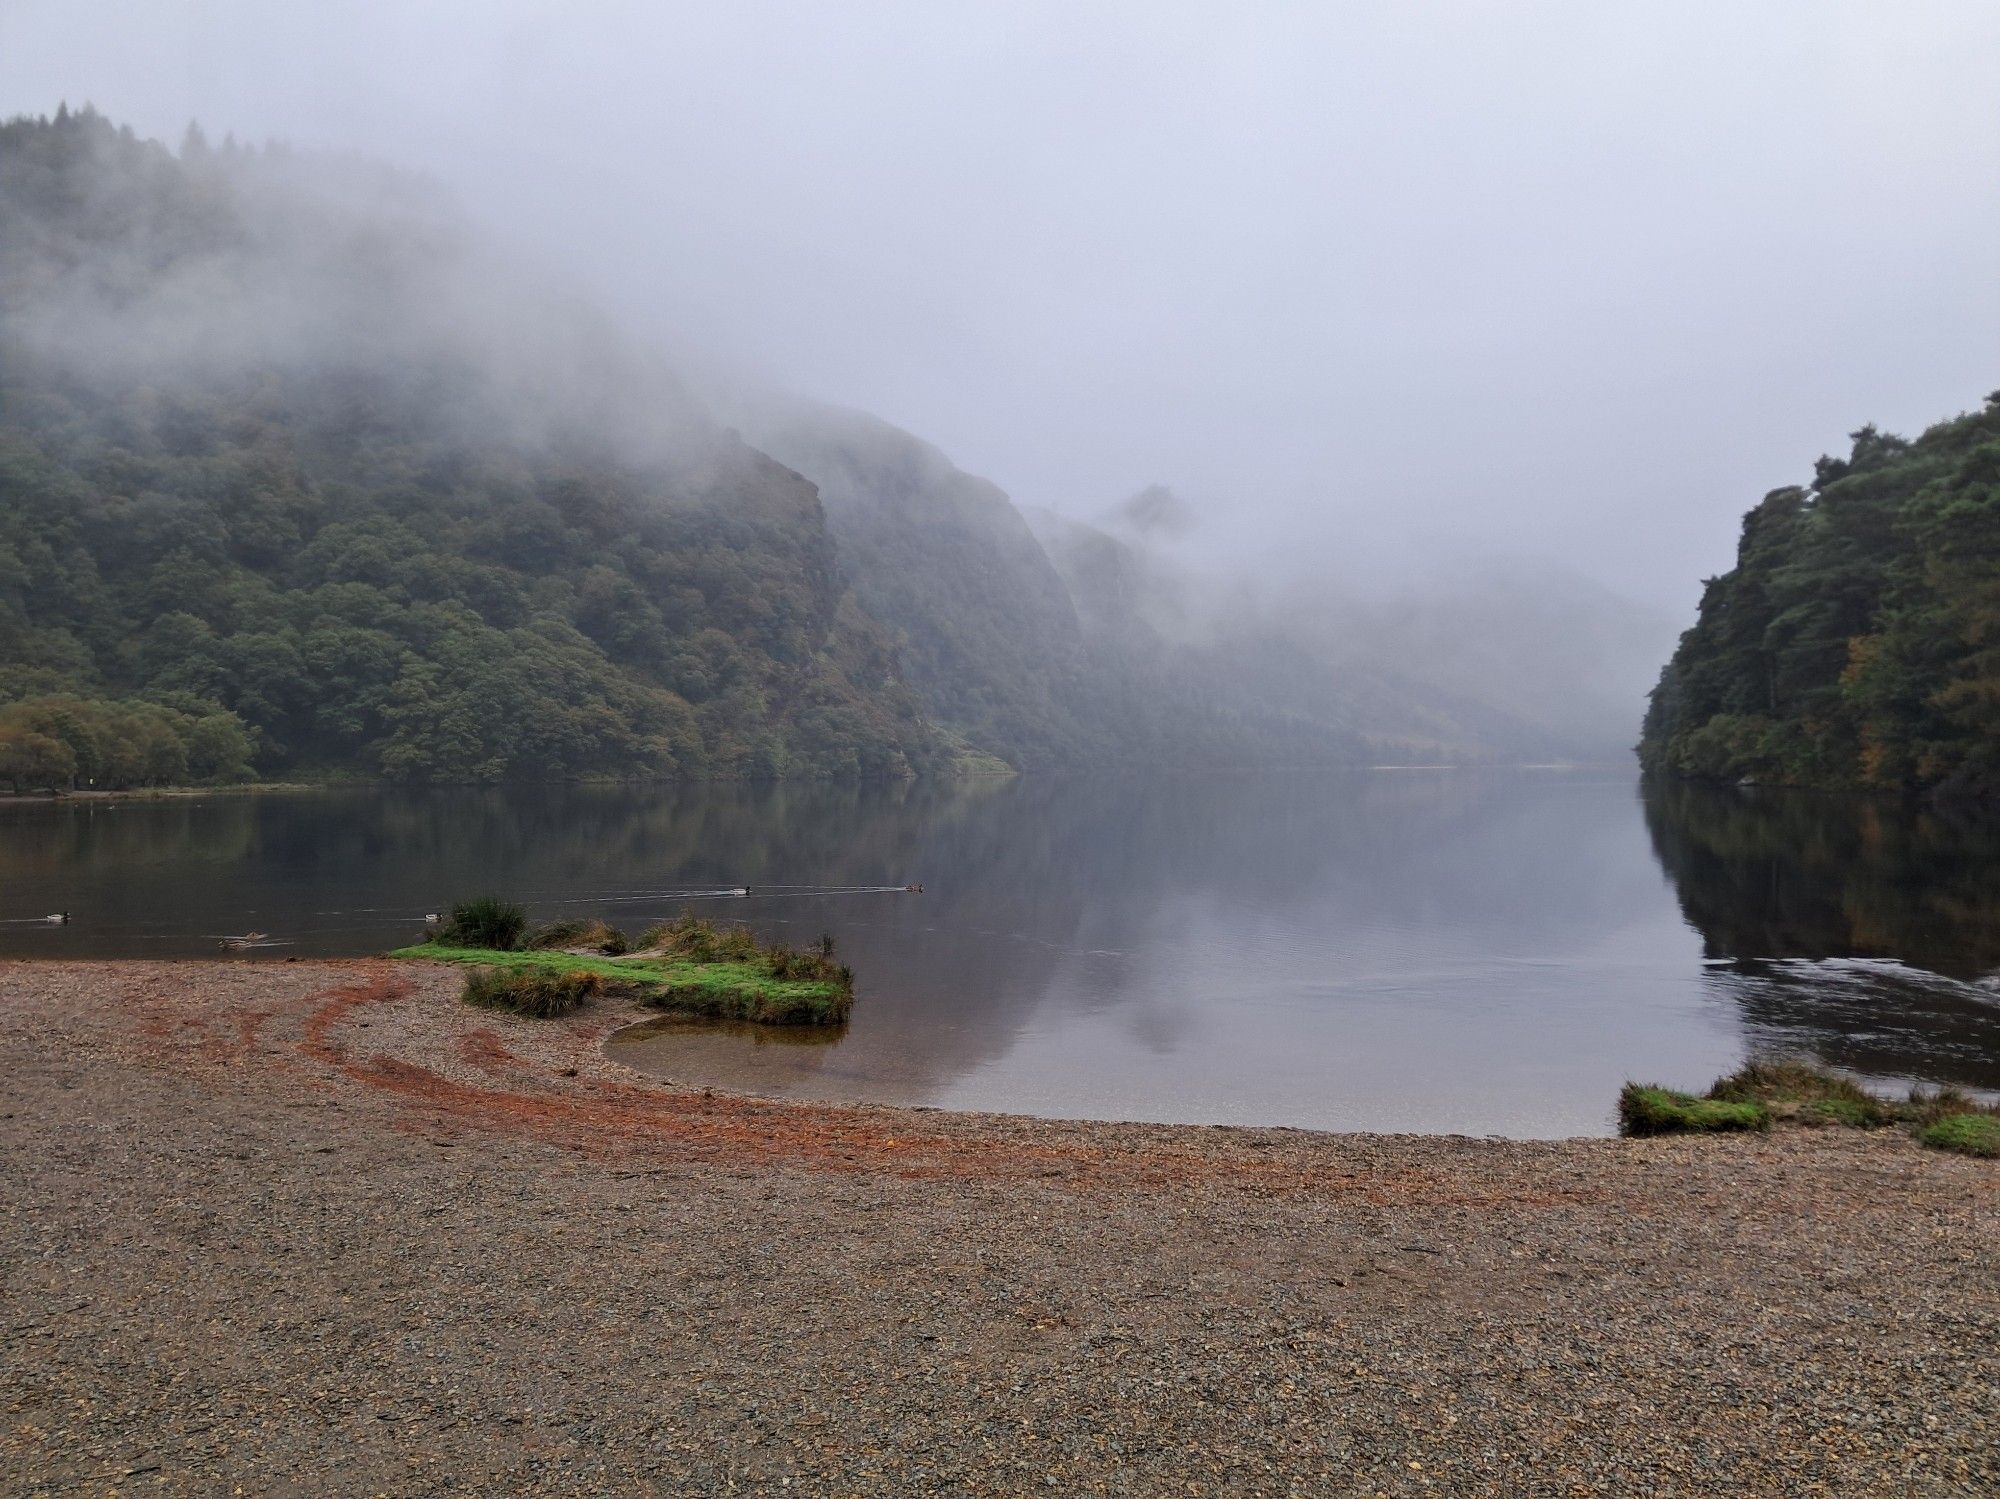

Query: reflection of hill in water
[611,771,1680,1103]
[16,774,1997,1119]
[1641,780,2000,977]
[1642,781,2000,1090]
[1,773,1674,1107]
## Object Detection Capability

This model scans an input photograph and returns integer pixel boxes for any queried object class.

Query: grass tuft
[1904,1084,1984,1128]
[638,915,762,963]
[1707,1060,1894,1127]
[526,918,628,955]
[461,965,601,1018]
[1920,1113,2000,1159]
[1618,1084,1769,1136]
[430,896,528,952]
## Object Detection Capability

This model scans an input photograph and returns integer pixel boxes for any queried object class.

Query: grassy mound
[1620,1059,1999,1155]
[394,912,853,1026]
[1618,1084,1768,1136]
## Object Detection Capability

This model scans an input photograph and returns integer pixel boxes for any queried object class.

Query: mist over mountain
[1310,563,1681,763]
[0,108,1658,788]
[0,108,935,785]
[1025,500,1671,764]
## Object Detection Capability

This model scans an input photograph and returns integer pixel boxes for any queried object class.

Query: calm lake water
[5,770,1999,1136]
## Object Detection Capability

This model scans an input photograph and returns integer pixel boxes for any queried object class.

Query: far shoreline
[0,758,1649,806]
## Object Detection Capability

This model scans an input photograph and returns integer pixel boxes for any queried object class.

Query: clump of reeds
[638,915,761,963]
[461,965,600,1018]
[761,932,851,987]
[430,897,528,951]
[632,917,854,1024]
[636,916,850,983]
[525,918,628,955]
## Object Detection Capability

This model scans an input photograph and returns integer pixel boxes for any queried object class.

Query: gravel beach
[2,958,1995,1495]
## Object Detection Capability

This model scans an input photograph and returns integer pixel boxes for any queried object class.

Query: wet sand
[2,958,1996,1495]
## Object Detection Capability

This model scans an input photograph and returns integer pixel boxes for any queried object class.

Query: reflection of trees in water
[1642,780,2000,1090]
[621,770,1673,1097]
[0,800,265,944]
[1642,780,2000,977]
[0,799,260,873]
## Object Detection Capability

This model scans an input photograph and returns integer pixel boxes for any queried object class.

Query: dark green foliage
[1919,1114,2000,1158]
[0,695,254,791]
[461,965,600,1018]
[1643,395,2000,793]
[525,918,628,955]
[1617,1084,1769,1136]
[0,108,940,785]
[0,107,1495,783]
[433,897,528,951]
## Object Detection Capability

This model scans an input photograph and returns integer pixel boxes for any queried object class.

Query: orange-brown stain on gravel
[114,960,1597,1206]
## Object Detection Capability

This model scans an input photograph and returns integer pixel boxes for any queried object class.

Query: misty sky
[5,2,1999,614]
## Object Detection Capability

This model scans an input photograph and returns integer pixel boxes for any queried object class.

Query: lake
[4,770,1998,1136]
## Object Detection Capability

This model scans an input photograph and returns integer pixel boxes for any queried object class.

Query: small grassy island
[392,898,853,1026]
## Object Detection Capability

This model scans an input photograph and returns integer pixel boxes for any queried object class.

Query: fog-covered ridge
[2,109,1655,788]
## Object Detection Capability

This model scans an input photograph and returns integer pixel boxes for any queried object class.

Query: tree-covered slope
[1642,392,2000,794]
[0,108,939,785]
[0,108,1653,790]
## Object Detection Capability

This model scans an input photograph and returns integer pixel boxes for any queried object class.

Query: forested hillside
[0,107,1653,791]
[0,108,939,786]
[1641,393,2000,794]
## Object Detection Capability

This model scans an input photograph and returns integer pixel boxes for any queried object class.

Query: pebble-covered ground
[2,958,1995,1496]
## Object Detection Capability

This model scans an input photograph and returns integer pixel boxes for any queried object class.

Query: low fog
[5,2,2000,761]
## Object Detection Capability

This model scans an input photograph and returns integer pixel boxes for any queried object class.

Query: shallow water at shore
[6,769,1999,1135]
